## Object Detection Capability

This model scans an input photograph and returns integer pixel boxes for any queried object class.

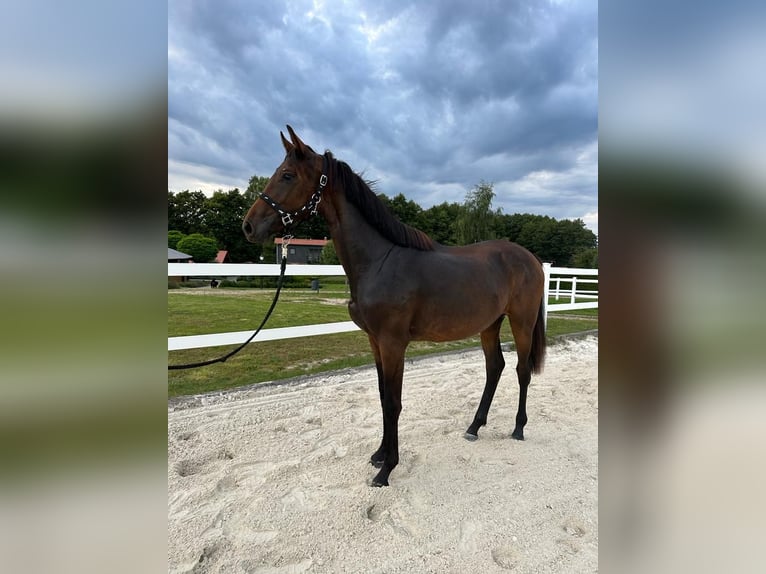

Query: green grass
[169,289,352,336]
[168,288,597,397]
[547,296,599,317]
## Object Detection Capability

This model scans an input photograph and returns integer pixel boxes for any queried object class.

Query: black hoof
[463,432,479,441]
[369,472,389,487]
[370,467,391,487]
[511,430,525,440]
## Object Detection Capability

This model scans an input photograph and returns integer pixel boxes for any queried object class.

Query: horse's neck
[322,191,392,282]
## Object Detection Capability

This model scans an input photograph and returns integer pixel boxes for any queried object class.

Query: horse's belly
[406,282,506,340]
[410,307,502,342]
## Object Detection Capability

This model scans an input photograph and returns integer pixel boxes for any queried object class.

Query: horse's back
[438,240,543,285]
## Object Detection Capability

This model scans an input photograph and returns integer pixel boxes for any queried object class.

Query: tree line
[169,177,597,267]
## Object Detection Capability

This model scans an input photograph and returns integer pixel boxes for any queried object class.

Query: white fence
[168,262,597,351]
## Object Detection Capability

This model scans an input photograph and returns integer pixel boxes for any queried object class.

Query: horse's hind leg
[465,316,505,441]
[509,317,534,440]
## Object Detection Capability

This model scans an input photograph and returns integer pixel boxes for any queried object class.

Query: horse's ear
[286,125,309,158]
[280,131,294,154]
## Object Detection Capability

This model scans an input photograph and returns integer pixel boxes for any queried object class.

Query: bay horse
[243,126,546,487]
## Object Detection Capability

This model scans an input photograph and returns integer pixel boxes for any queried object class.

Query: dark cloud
[169,0,597,229]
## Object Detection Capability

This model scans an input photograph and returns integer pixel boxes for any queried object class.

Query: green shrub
[168,230,186,250]
[571,248,598,268]
[176,233,219,263]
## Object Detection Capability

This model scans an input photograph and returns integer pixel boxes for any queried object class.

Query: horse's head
[242,125,325,243]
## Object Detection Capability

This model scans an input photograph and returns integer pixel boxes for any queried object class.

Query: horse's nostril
[243,220,252,235]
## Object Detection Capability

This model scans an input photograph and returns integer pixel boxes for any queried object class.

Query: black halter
[259,153,329,231]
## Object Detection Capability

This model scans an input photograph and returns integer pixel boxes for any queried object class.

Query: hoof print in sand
[176,459,205,477]
[491,545,518,570]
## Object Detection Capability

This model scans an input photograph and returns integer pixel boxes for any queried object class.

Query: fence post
[542,262,551,331]
[570,276,577,304]
[554,278,560,300]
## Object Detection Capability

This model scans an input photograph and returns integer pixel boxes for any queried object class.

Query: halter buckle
[310,193,322,216]
[281,234,293,260]
[281,212,294,227]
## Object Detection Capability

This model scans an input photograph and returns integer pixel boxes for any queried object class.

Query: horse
[243,126,546,487]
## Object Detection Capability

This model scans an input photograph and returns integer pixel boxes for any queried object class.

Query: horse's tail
[530,296,547,374]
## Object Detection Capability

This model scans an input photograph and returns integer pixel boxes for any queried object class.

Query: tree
[572,247,598,268]
[168,190,207,234]
[420,201,461,245]
[202,188,257,262]
[512,216,597,265]
[168,190,176,229]
[516,216,558,261]
[378,193,424,229]
[244,175,271,205]
[320,240,340,264]
[176,233,219,263]
[555,219,598,266]
[496,213,545,243]
[168,230,185,249]
[455,180,499,244]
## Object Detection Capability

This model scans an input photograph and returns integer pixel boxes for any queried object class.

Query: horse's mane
[325,151,435,251]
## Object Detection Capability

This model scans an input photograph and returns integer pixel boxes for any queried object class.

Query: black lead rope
[169,155,330,371]
[168,255,288,370]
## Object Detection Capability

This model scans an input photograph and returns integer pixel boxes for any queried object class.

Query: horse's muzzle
[242,217,265,243]
[242,212,278,243]
[242,218,255,240]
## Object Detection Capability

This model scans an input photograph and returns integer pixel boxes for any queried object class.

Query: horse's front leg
[370,382,386,467]
[368,336,386,468]
[370,342,405,487]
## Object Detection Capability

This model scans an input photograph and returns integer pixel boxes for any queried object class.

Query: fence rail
[169,262,597,351]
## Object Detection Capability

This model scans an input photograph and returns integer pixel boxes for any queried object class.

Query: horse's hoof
[463,432,479,441]
[370,468,391,487]
[511,430,525,440]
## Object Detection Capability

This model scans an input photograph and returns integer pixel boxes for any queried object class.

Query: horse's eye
[281,172,294,181]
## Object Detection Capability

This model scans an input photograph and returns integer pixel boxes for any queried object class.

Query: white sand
[168,336,597,573]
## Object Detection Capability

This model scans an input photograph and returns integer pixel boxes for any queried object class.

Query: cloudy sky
[169,0,598,233]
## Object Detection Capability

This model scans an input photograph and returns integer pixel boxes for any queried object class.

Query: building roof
[168,247,192,260]
[214,250,229,263]
[273,238,329,247]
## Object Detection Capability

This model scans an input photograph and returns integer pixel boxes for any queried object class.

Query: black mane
[325,152,434,251]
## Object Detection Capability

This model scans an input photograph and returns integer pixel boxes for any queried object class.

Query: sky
[168,0,598,234]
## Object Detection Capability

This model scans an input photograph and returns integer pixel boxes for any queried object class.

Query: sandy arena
[168,335,597,573]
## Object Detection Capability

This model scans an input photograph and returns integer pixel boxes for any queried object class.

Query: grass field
[168,288,598,397]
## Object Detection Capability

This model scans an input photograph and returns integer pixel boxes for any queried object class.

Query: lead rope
[168,238,292,370]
